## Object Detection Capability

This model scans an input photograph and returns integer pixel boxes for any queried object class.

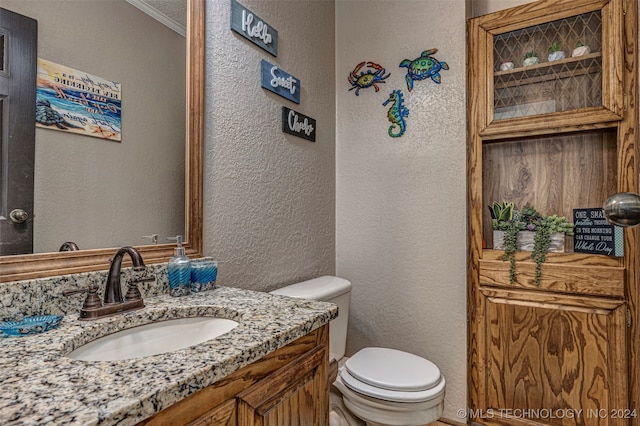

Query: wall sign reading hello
[230,0,278,57]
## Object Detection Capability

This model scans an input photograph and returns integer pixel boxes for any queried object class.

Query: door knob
[9,209,29,224]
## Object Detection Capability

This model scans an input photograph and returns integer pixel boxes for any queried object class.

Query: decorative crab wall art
[399,48,449,92]
[382,89,409,138]
[348,61,390,96]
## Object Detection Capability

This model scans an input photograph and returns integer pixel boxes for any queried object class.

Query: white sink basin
[68,317,239,361]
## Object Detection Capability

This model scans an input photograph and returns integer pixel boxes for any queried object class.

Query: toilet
[270,276,445,426]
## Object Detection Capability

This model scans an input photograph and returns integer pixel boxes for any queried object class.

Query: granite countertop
[0,286,337,426]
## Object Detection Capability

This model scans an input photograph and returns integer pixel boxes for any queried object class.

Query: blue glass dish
[0,315,63,337]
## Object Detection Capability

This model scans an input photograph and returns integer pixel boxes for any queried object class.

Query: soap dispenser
[167,235,191,297]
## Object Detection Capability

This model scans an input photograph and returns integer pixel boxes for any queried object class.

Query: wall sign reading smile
[261,60,301,104]
[282,107,316,142]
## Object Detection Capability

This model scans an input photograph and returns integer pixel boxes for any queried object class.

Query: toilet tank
[270,276,351,361]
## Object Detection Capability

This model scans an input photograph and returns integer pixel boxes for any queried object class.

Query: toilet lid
[340,368,446,403]
[344,347,441,392]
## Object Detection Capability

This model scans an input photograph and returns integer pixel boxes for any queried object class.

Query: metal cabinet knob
[9,209,29,224]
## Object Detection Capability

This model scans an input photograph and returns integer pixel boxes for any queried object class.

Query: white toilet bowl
[270,276,446,426]
[332,348,445,426]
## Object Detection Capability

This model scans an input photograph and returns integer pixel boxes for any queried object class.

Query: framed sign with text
[573,208,624,257]
[230,0,278,57]
[36,58,121,141]
[282,107,315,142]
[261,60,300,104]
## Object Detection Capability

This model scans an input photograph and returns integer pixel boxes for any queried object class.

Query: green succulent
[548,41,562,53]
[531,215,573,285]
[491,202,574,285]
[524,51,538,59]
[488,201,514,222]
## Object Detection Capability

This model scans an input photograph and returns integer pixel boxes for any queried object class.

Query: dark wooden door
[0,8,37,255]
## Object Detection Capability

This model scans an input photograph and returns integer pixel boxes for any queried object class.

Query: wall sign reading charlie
[261,60,300,104]
[36,58,121,141]
[230,0,278,57]
[573,208,624,257]
[282,107,316,142]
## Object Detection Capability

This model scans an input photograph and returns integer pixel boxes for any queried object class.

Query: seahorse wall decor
[382,89,409,138]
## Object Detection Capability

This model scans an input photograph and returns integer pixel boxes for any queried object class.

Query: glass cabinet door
[471,0,624,140]
[493,11,602,120]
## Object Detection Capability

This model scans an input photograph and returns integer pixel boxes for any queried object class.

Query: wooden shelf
[479,250,624,298]
[494,52,602,90]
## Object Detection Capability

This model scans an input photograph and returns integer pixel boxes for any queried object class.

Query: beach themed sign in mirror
[36,58,121,141]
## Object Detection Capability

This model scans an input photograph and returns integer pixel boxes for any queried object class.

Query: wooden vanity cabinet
[468,1,639,426]
[138,324,329,426]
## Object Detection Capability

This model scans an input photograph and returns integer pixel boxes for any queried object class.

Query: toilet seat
[334,374,445,426]
[340,348,445,403]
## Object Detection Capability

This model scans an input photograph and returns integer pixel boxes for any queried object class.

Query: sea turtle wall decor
[399,48,449,91]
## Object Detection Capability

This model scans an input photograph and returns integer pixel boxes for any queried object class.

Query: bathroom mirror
[0,0,203,283]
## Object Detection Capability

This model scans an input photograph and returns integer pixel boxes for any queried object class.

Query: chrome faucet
[63,246,154,320]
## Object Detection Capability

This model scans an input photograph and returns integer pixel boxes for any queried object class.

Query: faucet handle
[142,234,158,244]
[63,284,102,310]
[125,276,154,301]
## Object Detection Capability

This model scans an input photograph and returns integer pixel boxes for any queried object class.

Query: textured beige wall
[5,0,185,253]
[470,0,536,17]
[336,0,467,420]
[203,1,336,291]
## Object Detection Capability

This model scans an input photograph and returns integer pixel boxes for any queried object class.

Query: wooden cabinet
[237,346,327,425]
[188,399,236,426]
[468,1,638,426]
[138,325,329,426]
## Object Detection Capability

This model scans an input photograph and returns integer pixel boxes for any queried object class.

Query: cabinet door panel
[188,399,236,426]
[483,295,627,426]
[237,346,327,426]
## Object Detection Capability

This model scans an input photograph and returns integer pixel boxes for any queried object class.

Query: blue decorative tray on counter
[0,315,63,337]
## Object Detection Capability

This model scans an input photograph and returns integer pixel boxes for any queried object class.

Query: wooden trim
[622,0,640,423]
[480,109,622,141]
[480,287,625,312]
[0,0,204,283]
[475,0,610,34]
[438,418,468,426]
[482,249,623,266]
[467,14,487,416]
[479,259,625,297]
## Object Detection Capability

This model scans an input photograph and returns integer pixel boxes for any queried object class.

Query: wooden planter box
[493,230,565,252]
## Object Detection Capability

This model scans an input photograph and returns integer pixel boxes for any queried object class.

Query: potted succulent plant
[571,42,591,57]
[522,51,539,66]
[547,41,566,62]
[489,202,574,285]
